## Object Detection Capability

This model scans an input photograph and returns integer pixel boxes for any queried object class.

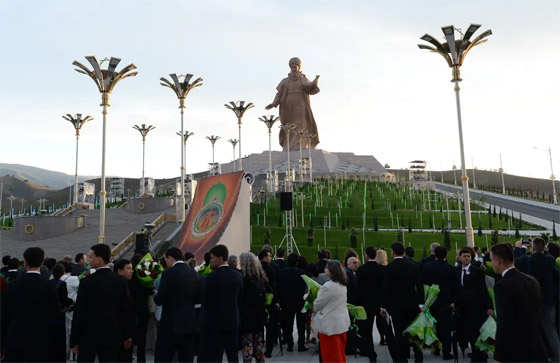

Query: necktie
[461,268,467,286]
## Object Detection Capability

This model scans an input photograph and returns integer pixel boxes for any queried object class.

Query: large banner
[177,171,248,262]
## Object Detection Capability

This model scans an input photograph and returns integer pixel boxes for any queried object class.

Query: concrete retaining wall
[14,215,87,241]
[128,197,174,214]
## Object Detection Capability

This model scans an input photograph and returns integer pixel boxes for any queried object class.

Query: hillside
[0,163,95,190]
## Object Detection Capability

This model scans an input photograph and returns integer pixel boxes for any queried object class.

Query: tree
[306,227,315,247]
[488,213,492,229]
[349,228,357,248]
[263,227,271,245]
[478,221,483,236]
[493,205,497,217]
[553,220,558,241]
[491,230,500,245]
[408,217,412,233]
[374,216,379,232]
[371,199,375,210]
[442,229,451,249]
[518,213,523,229]
[540,233,550,242]
[498,207,502,220]
[396,229,403,243]
[515,225,520,238]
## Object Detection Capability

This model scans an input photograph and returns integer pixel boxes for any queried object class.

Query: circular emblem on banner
[138,202,145,210]
[192,201,223,239]
[24,224,35,234]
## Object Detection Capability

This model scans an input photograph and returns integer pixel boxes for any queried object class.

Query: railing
[111,212,177,259]
[54,203,76,216]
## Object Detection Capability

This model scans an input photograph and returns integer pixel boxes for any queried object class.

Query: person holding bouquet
[313,260,350,363]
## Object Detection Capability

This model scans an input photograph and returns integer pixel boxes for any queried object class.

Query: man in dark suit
[154,247,200,362]
[316,249,329,274]
[491,243,548,362]
[404,247,421,270]
[72,252,88,276]
[0,255,11,275]
[70,244,134,362]
[199,244,243,362]
[514,237,560,362]
[274,247,287,269]
[356,246,384,362]
[422,246,456,360]
[420,242,439,271]
[1,247,59,362]
[258,249,279,358]
[454,247,493,362]
[344,256,361,355]
[277,253,307,352]
[381,242,424,362]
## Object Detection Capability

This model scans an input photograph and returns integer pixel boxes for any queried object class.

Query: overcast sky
[1,0,558,184]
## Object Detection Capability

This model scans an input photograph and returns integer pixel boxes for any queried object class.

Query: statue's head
[289,57,301,71]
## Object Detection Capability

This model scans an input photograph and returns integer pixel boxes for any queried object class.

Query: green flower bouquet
[475,288,497,353]
[136,253,163,288]
[301,275,322,312]
[403,284,442,352]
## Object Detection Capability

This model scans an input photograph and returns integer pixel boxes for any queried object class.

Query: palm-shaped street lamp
[133,124,156,195]
[259,115,280,192]
[207,136,221,176]
[228,139,239,172]
[73,56,137,243]
[176,131,194,204]
[161,74,203,222]
[418,24,492,247]
[225,101,254,171]
[279,123,297,189]
[297,130,307,182]
[534,146,557,205]
[305,133,316,182]
[63,113,93,206]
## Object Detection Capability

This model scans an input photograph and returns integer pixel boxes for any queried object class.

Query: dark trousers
[460,310,488,362]
[199,329,239,363]
[389,310,423,362]
[432,305,452,356]
[280,305,306,347]
[116,345,133,362]
[48,323,67,362]
[264,305,279,354]
[357,308,379,361]
[154,333,196,363]
[5,347,47,362]
[77,344,120,363]
[133,318,149,362]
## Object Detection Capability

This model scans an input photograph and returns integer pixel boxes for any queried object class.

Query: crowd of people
[0,237,558,363]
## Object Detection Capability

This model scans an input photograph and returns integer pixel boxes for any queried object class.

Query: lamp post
[297,130,307,182]
[534,146,558,204]
[63,114,93,206]
[305,133,316,182]
[8,196,16,217]
[176,130,195,206]
[133,124,156,195]
[452,162,457,185]
[419,24,492,247]
[206,136,221,175]
[259,115,280,192]
[160,73,203,222]
[499,154,506,195]
[73,56,138,243]
[228,139,239,172]
[279,123,297,189]
[225,101,254,171]
[20,198,26,216]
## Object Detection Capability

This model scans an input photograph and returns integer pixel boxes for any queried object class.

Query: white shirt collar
[26,270,41,274]
[393,256,404,259]
[218,263,229,268]
[502,266,515,277]
[462,263,471,271]
[173,261,185,266]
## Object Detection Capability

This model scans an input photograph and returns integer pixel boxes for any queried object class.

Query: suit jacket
[154,262,199,336]
[406,257,422,271]
[514,248,556,306]
[494,268,548,362]
[422,260,456,309]
[277,266,306,310]
[382,258,424,314]
[1,272,59,351]
[274,258,287,269]
[356,260,384,313]
[202,265,243,332]
[454,264,492,314]
[70,267,134,348]
[420,254,435,271]
[313,280,350,336]
[345,267,359,305]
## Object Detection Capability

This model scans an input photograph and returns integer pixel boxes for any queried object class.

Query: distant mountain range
[0,163,96,190]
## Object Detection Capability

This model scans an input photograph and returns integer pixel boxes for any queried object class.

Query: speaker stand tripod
[278,209,300,255]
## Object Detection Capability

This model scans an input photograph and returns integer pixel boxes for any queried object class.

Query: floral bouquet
[403,284,442,352]
[347,303,367,338]
[475,288,497,353]
[556,257,560,273]
[301,275,322,313]
[136,253,163,288]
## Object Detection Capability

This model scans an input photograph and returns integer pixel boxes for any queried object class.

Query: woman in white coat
[313,260,351,362]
